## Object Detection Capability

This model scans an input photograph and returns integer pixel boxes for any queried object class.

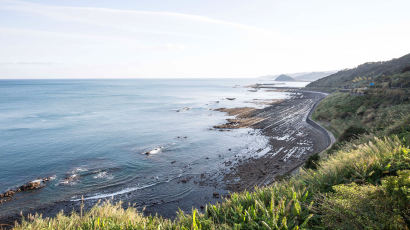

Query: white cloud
[0,0,409,78]
[0,0,277,37]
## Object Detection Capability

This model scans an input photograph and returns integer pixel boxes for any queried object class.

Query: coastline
[0,86,334,228]
[219,88,335,191]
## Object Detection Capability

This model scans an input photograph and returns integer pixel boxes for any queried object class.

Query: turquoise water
[0,79,300,217]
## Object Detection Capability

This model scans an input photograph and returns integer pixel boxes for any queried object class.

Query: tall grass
[10,136,409,229]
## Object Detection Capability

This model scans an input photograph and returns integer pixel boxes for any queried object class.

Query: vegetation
[312,90,409,142]
[320,171,409,229]
[306,53,410,91]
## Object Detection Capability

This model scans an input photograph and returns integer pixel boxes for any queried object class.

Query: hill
[275,74,295,81]
[306,53,410,91]
[291,71,337,81]
[260,71,335,82]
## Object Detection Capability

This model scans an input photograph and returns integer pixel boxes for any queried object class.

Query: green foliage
[201,185,313,229]
[312,92,410,142]
[306,53,410,90]
[338,125,367,142]
[387,115,410,146]
[320,171,410,229]
[300,137,410,193]
[304,153,320,169]
[382,170,410,213]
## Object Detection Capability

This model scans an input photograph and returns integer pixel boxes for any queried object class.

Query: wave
[70,176,177,201]
[93,171,114,180]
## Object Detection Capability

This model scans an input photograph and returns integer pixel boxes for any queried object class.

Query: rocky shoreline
[218,88,335,191]
[0,177,55,204]
[0,87,334,229]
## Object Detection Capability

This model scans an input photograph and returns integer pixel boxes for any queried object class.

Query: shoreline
[0,87,334,228]
[220,88,335,191]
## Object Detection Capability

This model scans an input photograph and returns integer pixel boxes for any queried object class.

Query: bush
[338,125,367,142]
[304,153,320,169]
[300,137,409,193]
[381,170,410,219]
[320,171,410,229]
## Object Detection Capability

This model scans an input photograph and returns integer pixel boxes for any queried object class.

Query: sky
[1,0,410,79]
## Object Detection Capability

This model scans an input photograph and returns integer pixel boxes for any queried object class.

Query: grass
[320,171,409,230]
[312,92,410,138]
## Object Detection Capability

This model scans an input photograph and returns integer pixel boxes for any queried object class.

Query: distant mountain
[306,53,410,90]
[291,71,337,82]
[275,74,295,81]
[260,71,336,82]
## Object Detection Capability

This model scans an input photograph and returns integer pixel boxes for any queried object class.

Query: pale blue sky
[1,0,410,78]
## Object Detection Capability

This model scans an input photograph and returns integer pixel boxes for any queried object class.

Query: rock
[61,174,79,184]
[176,107,190,112]
[0,176,52,203]
[4,190,15,197]
[213,192,220,198]
[258,169,267,175]
[171,160,176,164]
[20,180,44,191]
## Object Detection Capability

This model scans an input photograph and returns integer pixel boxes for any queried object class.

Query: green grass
[320,170,409,229]
[312,92,410,139]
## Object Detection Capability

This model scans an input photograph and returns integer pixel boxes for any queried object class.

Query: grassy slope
[306,53,410,91]
[311,90,410,140]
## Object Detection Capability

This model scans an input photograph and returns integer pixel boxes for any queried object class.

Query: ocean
[0,78,307,218]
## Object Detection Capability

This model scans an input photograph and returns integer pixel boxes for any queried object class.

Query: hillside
[275,74,295,81]
[291,71,337,82]
[306,53,410,91]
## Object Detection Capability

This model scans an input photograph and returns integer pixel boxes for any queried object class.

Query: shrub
[304,153,320,169]
[338,125,367,142]
[300,137,409,193]
[320,171,410,229]
[381,170,410,221]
